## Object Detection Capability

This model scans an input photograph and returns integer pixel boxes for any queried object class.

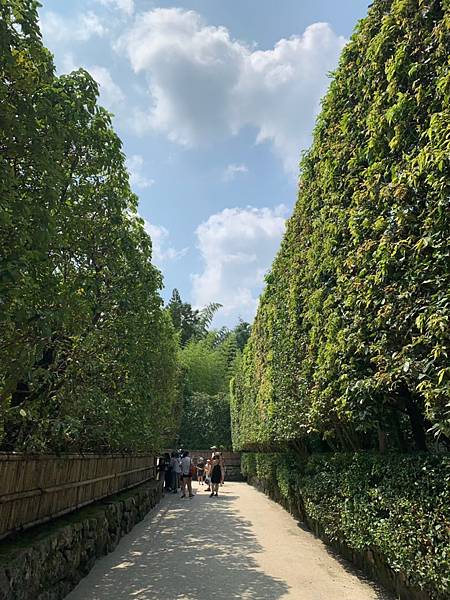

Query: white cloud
[238,23,346,172]
[222,163,248,182]
[60,53,78,74]
[142,219,188,265]
[40,11,107,44]
[126,155,155,189]
[118,9,346,171]
[117,8,244,145]
[191,206,287,323]
[39,10,125,116]
[97,0,134,16]
[88,65,125,110]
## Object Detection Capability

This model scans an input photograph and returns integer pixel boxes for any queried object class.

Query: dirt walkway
[66,482,392,600]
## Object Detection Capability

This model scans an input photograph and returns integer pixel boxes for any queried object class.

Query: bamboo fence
[0,453,156,540]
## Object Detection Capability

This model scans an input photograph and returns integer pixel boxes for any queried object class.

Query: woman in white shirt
[180,451,194,498]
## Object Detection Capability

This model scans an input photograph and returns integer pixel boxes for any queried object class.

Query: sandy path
[66,481,392,600]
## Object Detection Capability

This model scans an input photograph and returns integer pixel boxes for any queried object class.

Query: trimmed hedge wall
[231,0,450,452]
[242,452,450,599]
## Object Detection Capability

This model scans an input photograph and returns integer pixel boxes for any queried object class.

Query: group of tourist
[159,447,225,498]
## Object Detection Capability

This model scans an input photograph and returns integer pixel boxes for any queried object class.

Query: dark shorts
[182,473,192,478]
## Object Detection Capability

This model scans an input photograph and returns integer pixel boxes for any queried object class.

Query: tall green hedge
[0,1,180,452]
[231,0,450,452]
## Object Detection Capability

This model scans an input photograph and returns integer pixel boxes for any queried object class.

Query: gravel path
[66,481,392,600]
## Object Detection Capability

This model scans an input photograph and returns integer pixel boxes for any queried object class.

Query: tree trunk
[390,408,408,452]
[399,384,427,451]
[377,423,387,453]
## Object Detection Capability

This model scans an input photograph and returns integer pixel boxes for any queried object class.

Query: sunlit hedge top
[231,0,450,451]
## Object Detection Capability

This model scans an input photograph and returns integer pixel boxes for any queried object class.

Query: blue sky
[38,0,370,327]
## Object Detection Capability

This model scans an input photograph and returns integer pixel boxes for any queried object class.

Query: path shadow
[282,501,394,599]
[68,488,290,600]
[312,541,394,600]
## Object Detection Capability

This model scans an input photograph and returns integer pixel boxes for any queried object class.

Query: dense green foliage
[177,324,248,449]
[178,392,232,449]
[231,0,450,452]
[242,451,450,597]
[234,2,450,594]
[180,334,231,397]
[0,1,179,452]
[167,288,222,347]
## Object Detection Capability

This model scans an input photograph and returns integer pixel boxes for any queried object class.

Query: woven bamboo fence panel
[0,453,156,540]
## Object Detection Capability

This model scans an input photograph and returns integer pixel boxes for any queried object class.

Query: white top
[181,456,192,475]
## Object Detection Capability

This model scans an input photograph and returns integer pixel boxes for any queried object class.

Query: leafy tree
[178,327,242,449]
[167,289,199,346]
[180,333,229,396]
[0,1,180,452]
[233,320,252,352]
[178,392,232,450]
[167,288,222,346]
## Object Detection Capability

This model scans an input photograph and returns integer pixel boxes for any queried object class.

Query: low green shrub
[240,452,256,478]
[255,453,277,481]
[244,452,450,597]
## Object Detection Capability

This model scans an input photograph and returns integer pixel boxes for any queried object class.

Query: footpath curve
[67,481,392,600]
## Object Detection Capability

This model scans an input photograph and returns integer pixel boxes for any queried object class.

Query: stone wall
[223,464,244,481]
[0,480,163,600]
[247,477,435,600]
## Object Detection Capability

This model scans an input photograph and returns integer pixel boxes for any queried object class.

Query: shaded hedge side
[231,0,450,452]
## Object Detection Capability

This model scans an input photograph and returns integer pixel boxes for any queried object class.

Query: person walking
[210,446,217,462]
[210,455,222,497]
[180,451,194,498]
[219,452,225,485]
[204,459,212,491]
[170,451,181,494]
[160,452,172,492]
[196,457,205,485]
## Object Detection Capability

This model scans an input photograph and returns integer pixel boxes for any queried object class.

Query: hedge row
[0,1,180,451]
[231,0,450,452]
[242,452,450,598]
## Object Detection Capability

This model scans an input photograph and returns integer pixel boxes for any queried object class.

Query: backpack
[190,460,196,476]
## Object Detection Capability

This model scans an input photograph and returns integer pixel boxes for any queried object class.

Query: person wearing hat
[210,446,217,461]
